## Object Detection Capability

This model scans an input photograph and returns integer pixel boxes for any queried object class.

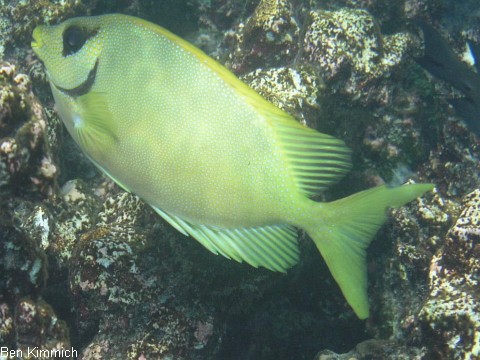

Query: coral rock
[0,62,57,197]
[224,0,300,73]
[420,189,480,359]
[303,8,413,94]
[241,66,322,124]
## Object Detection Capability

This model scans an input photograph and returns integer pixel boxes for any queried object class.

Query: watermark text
[1,346,78,358]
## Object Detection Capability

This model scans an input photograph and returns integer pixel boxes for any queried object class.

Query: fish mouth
[31,27,44,51]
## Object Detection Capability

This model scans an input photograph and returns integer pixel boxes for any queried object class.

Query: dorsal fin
[239,91,352,196]
[267,111,352,196]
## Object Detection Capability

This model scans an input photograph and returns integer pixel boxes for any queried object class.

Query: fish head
[32,16,120,161]
[31,16,105,94]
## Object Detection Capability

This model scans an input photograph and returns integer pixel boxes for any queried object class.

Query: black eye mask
[62,25,98,57]
[56,25,100,97]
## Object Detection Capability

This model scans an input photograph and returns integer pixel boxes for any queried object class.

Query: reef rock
[224,0,300,73]
[0,62,56,197]
[315,339,426,359]
[420,189,480,359]
[303,8,414,101]
[241,66,322,125]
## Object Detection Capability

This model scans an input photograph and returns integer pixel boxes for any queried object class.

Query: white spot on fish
[462,42,476,68]
[73,114,84,128]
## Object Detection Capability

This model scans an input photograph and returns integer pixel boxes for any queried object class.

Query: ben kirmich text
[1,346,78,358]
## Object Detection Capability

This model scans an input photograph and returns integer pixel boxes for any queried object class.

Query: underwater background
[0,0,480,359]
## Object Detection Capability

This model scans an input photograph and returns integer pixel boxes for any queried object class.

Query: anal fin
[151,205,300,272]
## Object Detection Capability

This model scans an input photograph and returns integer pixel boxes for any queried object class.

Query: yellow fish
[31,14,432,319]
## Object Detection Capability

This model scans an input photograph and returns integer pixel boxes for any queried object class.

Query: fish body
[32,14,432,319]
[416,21,480,135]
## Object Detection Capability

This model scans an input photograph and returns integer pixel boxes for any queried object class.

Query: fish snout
[31,26,45,51]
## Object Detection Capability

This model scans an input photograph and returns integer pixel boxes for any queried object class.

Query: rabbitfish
[31,14,433,319]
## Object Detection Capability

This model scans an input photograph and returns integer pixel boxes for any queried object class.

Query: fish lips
[31,26,44,52]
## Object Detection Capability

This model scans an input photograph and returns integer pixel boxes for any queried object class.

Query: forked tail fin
[308,184,434,319]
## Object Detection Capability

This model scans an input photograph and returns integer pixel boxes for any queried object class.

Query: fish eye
[63,26,87,56]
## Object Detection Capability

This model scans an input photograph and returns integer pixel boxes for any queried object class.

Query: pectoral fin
[74,91,118,155]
